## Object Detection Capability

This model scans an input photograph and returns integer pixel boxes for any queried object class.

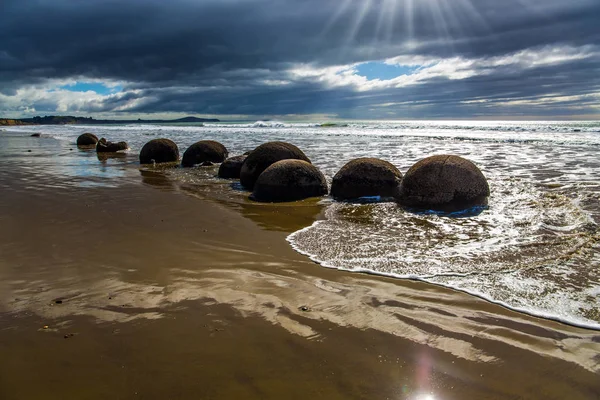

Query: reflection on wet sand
[96,151,128,162]
[1,132,600,399]
[140,169,177,191]
[77,145,96,152]
[180,183,327,232]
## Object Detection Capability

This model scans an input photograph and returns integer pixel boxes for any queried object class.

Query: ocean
[3,119,599,329]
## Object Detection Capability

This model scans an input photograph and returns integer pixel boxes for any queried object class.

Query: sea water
[4,120,600,329]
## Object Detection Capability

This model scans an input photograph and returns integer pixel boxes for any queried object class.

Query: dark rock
[251,159,327,202]
[240,142,310,189]
[139,138,179,164]
[331,158,403,200]
[30,133,41,137]
[181,140,228,167]
[218,155,247,179]
[96,138,128,153]
[399,155,490,211]
[76,133,99,146]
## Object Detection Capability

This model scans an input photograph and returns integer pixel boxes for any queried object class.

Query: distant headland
[0,115,220,126]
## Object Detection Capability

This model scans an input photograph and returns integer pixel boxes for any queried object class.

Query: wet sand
[1,133,599,399]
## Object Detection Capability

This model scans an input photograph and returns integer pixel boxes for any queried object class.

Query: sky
[1,0,599,120]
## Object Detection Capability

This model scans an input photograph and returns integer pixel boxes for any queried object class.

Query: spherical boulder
[252,159,327,202]
[240,141,310,189]
[139,138,179,164]
[330,158,403,200]
[76,133,98,146]
[96,138,128,153]
[399,155,490,211]
[218,155,247,179]
[181,140,228,167]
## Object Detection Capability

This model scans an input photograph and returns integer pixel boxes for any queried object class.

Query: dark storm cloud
[106,53,600,118]
[1,0,599,117]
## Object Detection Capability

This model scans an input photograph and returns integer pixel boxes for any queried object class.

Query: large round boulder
[218,155,247,179]
[77,133,98,146]
[252,159,327,202]
[96,138,128,153]
[139,138,179,164]
[399,155,490,211]
[181,140,229,167]
[330,158,403,200]
[240,142,310,189]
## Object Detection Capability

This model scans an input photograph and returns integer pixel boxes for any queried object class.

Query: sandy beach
[0,132,599,399]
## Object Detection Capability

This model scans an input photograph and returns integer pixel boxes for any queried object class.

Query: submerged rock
[139,138,179,164]
[240,141,310,189]
[252,159,327,202]
[218,155,247,179]
[331,158,403,200]
[181,140,228,167]
[96,138,128,153]
[76,133,98,146]
[399,154,490,211]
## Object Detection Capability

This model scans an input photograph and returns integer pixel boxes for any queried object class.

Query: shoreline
[1,131,599,399]
[287,224,600,332]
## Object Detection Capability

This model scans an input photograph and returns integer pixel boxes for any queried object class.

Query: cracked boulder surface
[398,155,490,211]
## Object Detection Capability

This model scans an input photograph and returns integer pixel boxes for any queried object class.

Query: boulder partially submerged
[181,140,228,167]
[76,133,98,146]
[398,155,490,211]
[240,141,310,189]
[139,138,179,164]
[218,155,247,179]
[252,159,327,202]
[96,138,128,153]
[331,158,403,200]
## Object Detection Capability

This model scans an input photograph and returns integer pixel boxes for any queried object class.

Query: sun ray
[403,0,415,45]
[384,0,400,44]
[319,0,353,38]
[345,0,374,48]
[373,0,391,43]
[454,0,491,33]
[369,0,399,57]
[317,0,538,66]
[425,0,455,55]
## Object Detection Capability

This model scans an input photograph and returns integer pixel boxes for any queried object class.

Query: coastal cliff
[0,119,34,126]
